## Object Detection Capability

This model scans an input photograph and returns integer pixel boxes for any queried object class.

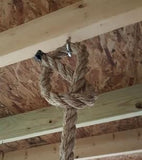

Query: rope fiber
[38,42,97,160]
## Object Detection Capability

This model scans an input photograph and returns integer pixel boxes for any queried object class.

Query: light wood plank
[0,0,142,67]
[3,129,142,160]
[78,151,142,160]
[0,84,142,144]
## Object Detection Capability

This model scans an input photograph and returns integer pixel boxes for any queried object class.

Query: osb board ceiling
[0,22,142,117]
[0,0,142,157]
[0,0,79,32]
[0,0,142,117]
[0,0,78,116]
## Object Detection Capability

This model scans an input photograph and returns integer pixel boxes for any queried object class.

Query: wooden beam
[78,151,142,160]
[0,0,142,67]
[0,84,142,144]
[2,129,142,160]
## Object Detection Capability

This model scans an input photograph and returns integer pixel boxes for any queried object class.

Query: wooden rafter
[2,129,142,160]
[0,84,142,144]
[0,0,142,67]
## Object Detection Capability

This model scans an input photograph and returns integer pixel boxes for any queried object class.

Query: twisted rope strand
[42,55,74,84]
[60,108,77,160]
[40,42,96,160]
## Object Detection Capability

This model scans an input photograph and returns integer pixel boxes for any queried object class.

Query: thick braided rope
[40,42,96,160]
[60,107,77,160]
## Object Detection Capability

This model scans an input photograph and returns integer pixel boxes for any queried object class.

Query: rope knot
[40,42,97,110]
[38,42,97,160]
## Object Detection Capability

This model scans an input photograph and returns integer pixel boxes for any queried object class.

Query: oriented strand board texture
[0,0,79,32]
[0,0,79,117]
[0,0,142,156]
[0,22,142,117]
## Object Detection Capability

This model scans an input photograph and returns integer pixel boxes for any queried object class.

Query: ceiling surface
[0,0,142,158]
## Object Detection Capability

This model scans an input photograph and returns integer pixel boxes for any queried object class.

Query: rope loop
[40,42,97,109]
[38,41,97,160]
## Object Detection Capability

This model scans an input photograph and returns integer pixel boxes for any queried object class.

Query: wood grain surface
[1,129,142,160]
[0,116,141,153]
[0,22,142,117]
[0,84,142,144]
[0,0,142,156]
[0,0,142,67]
[0,0,79,32]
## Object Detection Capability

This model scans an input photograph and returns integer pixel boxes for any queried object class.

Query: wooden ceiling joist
[0,84,142,144]
[0,0,142,67]
[2,129,142,160]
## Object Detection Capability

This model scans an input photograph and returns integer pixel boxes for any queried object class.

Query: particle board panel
[0,0,141,157]
[0,22,142,117]
[0,0,142,66]
[0,0,79,32]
